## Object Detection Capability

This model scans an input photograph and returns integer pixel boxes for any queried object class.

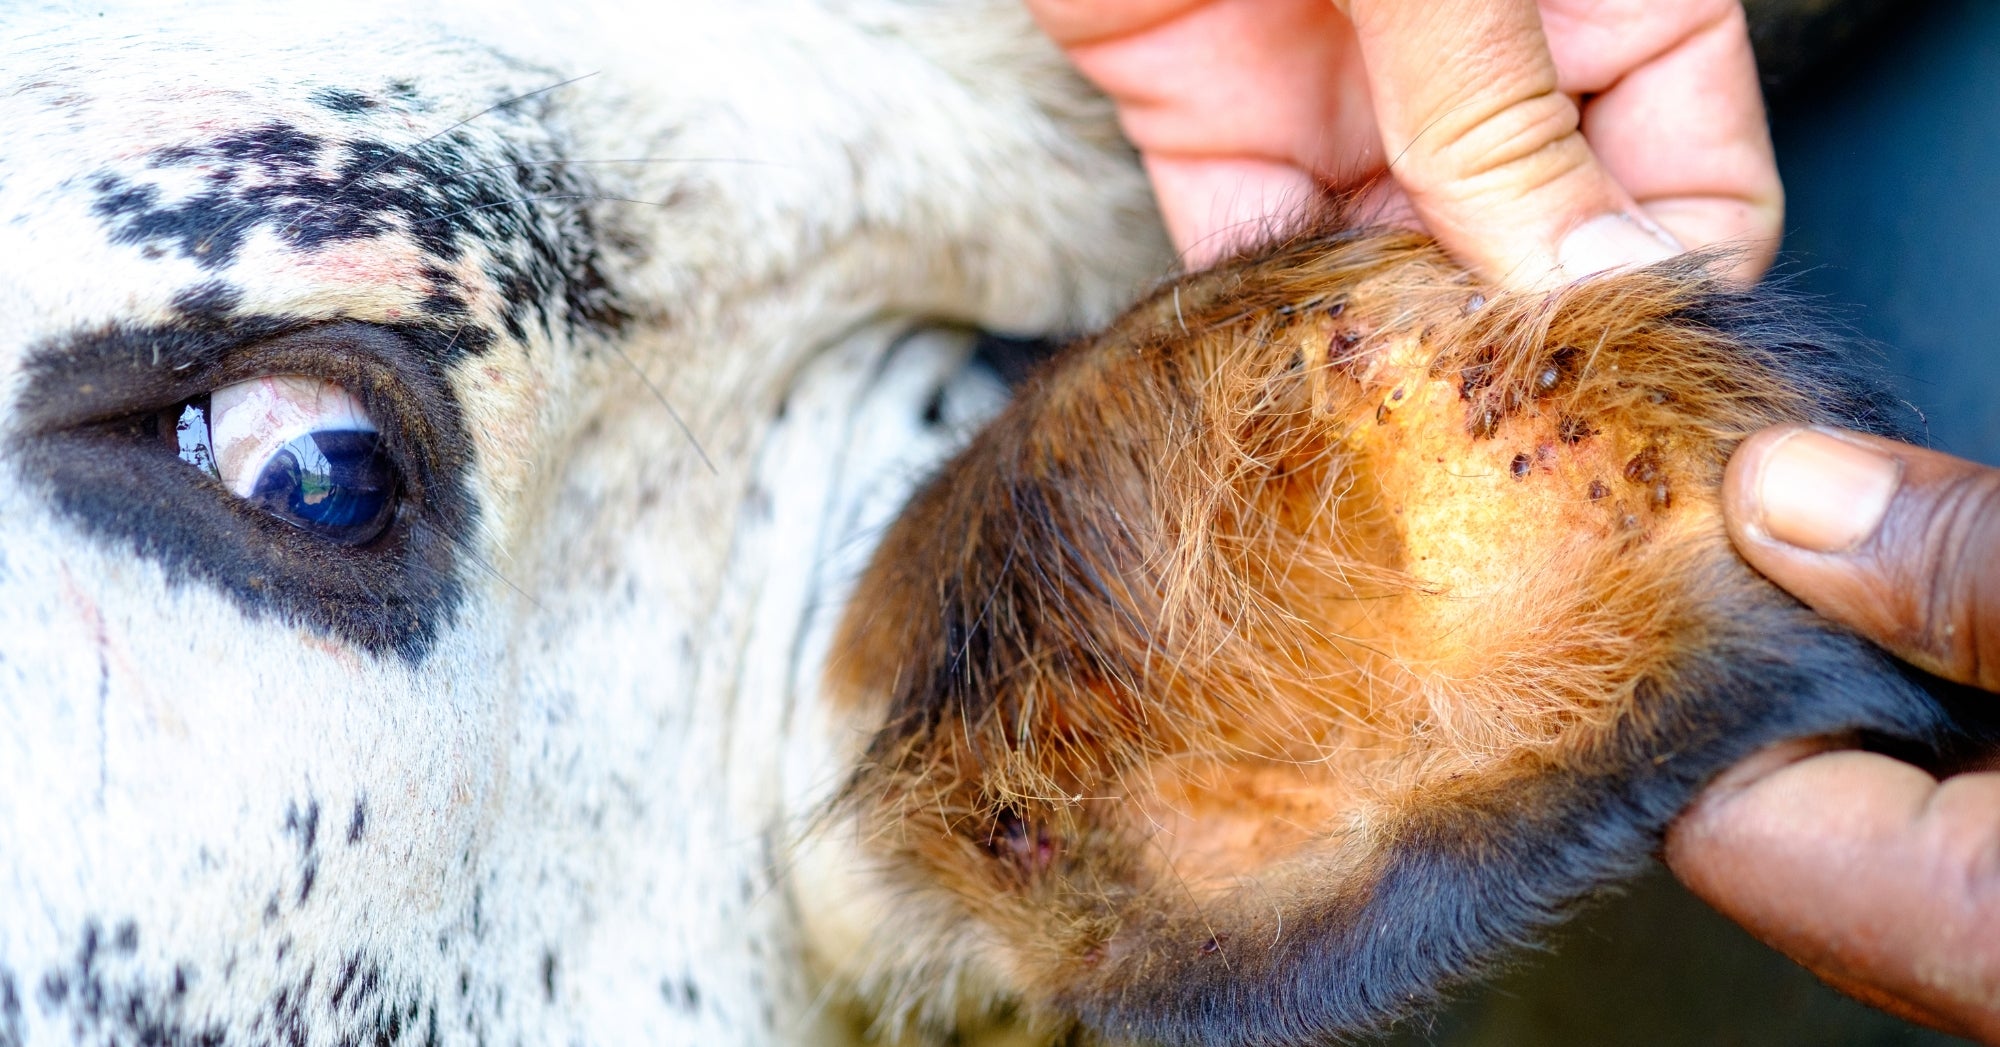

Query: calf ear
[828,231,1944,1045]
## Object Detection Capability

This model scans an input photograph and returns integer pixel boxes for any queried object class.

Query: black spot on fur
[284,799,321,852]
[263,958,312,1044]
[328,955,375,1015]
[171,281,243,322]
[346,798,368,845]
[13,930,453,1046]
[35,971,64,1008]
[20,921,229,1046]
[328,955,360,1015]
[13,320,479,660]
[662,977,700,1012]
[539,951,556,1003]
[310,88,378,114]
[0,968,21,1047]
[87,108,627,347]
[415,264,470,324]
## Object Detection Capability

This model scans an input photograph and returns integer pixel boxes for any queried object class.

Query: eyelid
[21,320,431,435]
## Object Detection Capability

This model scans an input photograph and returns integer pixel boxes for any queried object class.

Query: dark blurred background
[1772,0,2000,466]
[1387,2,1999,1043]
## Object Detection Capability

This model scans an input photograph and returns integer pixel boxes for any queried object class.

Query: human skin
[1668,428,2000,1043]
[1022,0,1782,284]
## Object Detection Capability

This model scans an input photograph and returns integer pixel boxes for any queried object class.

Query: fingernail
[1557,213,1682,280]
[1754,428,1901,553]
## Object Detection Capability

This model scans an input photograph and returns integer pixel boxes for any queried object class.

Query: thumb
[1724,426,2000,691]
[1336,0,1692,286]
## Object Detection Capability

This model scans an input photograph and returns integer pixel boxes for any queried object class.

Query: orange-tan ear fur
[824,225,1944,1045]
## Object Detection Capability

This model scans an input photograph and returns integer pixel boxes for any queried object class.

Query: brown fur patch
[823,226,1935,1043]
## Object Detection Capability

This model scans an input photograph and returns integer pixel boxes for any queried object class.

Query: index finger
[1549,0,1783,281]
[1339,0,1648,285]
[1340,0,1778,286]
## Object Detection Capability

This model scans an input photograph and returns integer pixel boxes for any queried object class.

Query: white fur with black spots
[0,3,1166,1044]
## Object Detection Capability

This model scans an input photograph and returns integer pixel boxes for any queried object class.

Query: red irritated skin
[822,223,1948,1046]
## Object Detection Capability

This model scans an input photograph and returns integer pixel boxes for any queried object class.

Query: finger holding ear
[1668,428,2000,1041]
[1338,0,1781,286]
[1723,426,2000,690]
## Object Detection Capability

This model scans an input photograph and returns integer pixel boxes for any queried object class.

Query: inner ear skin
[10,320,479,662]
[829,227,1948,1044]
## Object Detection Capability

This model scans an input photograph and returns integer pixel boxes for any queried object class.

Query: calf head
[820,227,1945,1044]
[0,3,1164,1044]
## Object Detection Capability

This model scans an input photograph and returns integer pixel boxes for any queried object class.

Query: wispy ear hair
[826,220,1949,1045]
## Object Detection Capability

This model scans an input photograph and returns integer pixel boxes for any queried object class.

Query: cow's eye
[168,376,397,544]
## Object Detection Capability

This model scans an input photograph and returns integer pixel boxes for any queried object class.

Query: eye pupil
[246,429,395,543]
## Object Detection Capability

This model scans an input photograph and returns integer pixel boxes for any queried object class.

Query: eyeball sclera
[208,376,376,496]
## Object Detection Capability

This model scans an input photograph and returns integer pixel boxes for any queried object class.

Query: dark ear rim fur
[1068,590,1941,1045]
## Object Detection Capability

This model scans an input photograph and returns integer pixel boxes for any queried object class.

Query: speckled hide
[0,4,1161,1043]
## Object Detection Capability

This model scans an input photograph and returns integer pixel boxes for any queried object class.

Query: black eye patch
[10,320,480,662]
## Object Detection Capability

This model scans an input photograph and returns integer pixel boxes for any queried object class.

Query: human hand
[1023,0,1783,286]
[1669,426,2000,1041]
